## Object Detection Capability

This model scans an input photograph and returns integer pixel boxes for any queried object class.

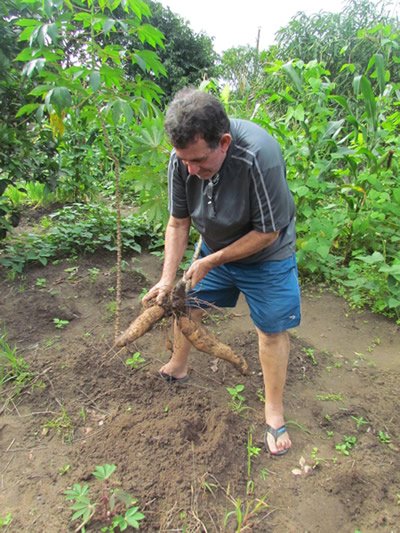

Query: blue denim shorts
[188,246,301,334]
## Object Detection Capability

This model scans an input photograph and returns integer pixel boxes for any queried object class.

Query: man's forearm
[208,230,279,267]
[160,216,191,284]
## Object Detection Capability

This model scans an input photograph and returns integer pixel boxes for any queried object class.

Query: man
[143,88,301,456]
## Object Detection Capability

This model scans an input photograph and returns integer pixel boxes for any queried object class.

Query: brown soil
[0,251,399,532]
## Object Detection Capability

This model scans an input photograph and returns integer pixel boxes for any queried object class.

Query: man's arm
[186,229,279,287]
[143,215,191,304]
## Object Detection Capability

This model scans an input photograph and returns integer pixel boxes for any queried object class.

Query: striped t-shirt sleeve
[168,151,189,218]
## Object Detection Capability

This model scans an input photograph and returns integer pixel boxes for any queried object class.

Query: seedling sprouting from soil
[226,384,247,413]
[43,406,74,443]
[53,318,70,329]
[246,428,261,480]
[302,347,318,365]
[88,267,100,282]
[0,332,33,403]
[335,435,357,455]
[378,431,391,444]
[0,513,12,527]
[351,415,369,430]
[316,393,344,402]
[35,277,47,288]
[64,464,145,531]
[125,351,145,369]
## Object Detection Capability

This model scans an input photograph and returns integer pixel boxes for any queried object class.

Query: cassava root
[177,316,249,375]
[114,305,165,347]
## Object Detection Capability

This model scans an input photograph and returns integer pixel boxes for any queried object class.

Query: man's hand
[185,256,216,288]
[142,281,174,306]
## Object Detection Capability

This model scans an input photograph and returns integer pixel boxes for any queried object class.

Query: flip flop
[264,424,290,456]
[158,371,189,384]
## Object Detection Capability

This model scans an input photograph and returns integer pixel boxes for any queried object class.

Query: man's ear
[220,133,232,153]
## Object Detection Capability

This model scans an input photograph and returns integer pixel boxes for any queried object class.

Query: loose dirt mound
[0,253,399,532]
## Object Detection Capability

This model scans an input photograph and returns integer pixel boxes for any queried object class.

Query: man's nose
[186,162,200,175]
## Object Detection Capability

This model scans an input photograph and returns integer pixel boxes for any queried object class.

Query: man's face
[175,134,231,179]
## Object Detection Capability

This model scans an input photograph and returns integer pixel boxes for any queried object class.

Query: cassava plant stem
[100,115,122,340]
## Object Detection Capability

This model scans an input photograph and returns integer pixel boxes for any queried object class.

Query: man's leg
[159,308,204,379]
[256,328,291,454]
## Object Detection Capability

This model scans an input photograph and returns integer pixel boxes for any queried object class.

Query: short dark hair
[164,88,230,149]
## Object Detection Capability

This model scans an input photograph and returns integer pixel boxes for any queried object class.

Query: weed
[138,287,148,301]
[223,490,269,533]
[64,266,79,280]
[53,318,70,329]
[246,429,261,480]
[335,435,357,455]
[106,301,117,317]
[226,384,247,413]
[326,430,334,438]
[0,513,12,527]
[302,347,318,365]
[256,388,265,403]
[79,407,87,422]
[351,415,369,430]
[43,406,74,443]
[88,267,100,282]
[59,464,71,476]
[65,464,145,531]
[259,468,269,481]
[35,277,47,288]
[378,431,391,444]
[125,351,145,369]
[0,332,32,396]
[316,393,344,402]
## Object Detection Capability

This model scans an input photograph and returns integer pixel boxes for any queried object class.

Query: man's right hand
[142,281,174,306]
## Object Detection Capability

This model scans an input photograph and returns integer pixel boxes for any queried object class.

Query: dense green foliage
[0,0,399,319]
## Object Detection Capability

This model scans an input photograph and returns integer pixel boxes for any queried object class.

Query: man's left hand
[185,256,216,288]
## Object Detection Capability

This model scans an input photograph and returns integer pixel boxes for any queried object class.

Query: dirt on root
[0,251,399,532]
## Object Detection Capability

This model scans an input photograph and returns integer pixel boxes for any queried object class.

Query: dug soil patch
[0,252,399,532]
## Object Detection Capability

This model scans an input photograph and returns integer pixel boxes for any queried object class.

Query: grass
[0,332,33,402]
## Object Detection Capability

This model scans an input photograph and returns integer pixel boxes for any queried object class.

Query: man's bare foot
[159,361,188,380]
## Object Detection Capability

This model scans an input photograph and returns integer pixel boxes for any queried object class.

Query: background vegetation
[1,0,399,320]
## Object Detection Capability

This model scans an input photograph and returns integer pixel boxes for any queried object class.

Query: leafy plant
[0,513,12,528]
[65,464,145,531]
[226,384,247,413]
[246,429,261,480]
[43,406,74,443]
[302,347,318,366]
[53,318,69,330]
[377,431,391,444]
[335,435,357,455]
[316,393,344,402]
[125,351,145,369]
[351,415,369,430]
[0,332,32,396]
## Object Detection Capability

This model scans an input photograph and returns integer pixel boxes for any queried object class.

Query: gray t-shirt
[168,118,296,263]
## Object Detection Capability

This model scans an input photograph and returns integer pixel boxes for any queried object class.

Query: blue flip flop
[264,424,289,456]
[158,371,189,384]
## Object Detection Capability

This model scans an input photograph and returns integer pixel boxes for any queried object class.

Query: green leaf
[132,50,167,77]
[16,103,40,118]
[89,71,101,91]
[22,58,46,77]
[92,464,116,480]
[282,61,303,93]
[136,24,165,48]
[126,0,151,20]
[103,18,116,34]
[46,87,72,114]
[356,252,385,265]
[374,53,386,95]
